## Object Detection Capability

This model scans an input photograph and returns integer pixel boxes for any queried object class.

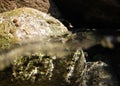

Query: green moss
[0,8,29,51]
[0,23,17,50]
[12,50,83,83]
[13,54,54,82]
[0,34,17,50]
[0,7,68,40]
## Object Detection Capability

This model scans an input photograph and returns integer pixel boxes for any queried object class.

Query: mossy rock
[0,49,118,86]
[0,7,69,50]
[1,50,85,86]
[0,7,118,86]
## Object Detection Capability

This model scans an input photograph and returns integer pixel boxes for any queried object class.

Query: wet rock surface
[0,7,68,45]
[0,50,119,86]
[0,7,69,71]
[0,2,120,86]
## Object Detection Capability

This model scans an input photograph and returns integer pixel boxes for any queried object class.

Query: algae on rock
[12,49,84,85]
[0,7,69,51]
[0,7,119,86]
[0,7,68,42]
[0,49,118,86]
[0,7,69,71]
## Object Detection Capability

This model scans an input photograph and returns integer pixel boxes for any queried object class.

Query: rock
[0,7,119,86]
[0,7,68,46]
[0,7,69,70]
[71,61,119,86]
[0,0,61,19]
[53,0,120,28]
[0,50,118,86]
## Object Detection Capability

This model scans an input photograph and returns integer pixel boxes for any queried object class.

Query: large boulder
[0,7,68,41]
[53,0,120,28]
[0,7,68,60]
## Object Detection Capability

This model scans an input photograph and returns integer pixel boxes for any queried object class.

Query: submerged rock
[0,50,118,86]
[0,7,119,86]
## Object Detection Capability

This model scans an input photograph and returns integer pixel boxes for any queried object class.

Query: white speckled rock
[0,7,69,71]
[0,7,68,42]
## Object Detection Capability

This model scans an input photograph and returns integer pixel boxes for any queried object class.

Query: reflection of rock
[0,0,61,18]
[54,0,120,28]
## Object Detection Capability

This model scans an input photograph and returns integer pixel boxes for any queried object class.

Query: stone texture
[53,0,120,28]
[0,7,68,42]
[0,5,119,86]
[0,7,69,70]
[0,0,61,18]
[0,50,119,86]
